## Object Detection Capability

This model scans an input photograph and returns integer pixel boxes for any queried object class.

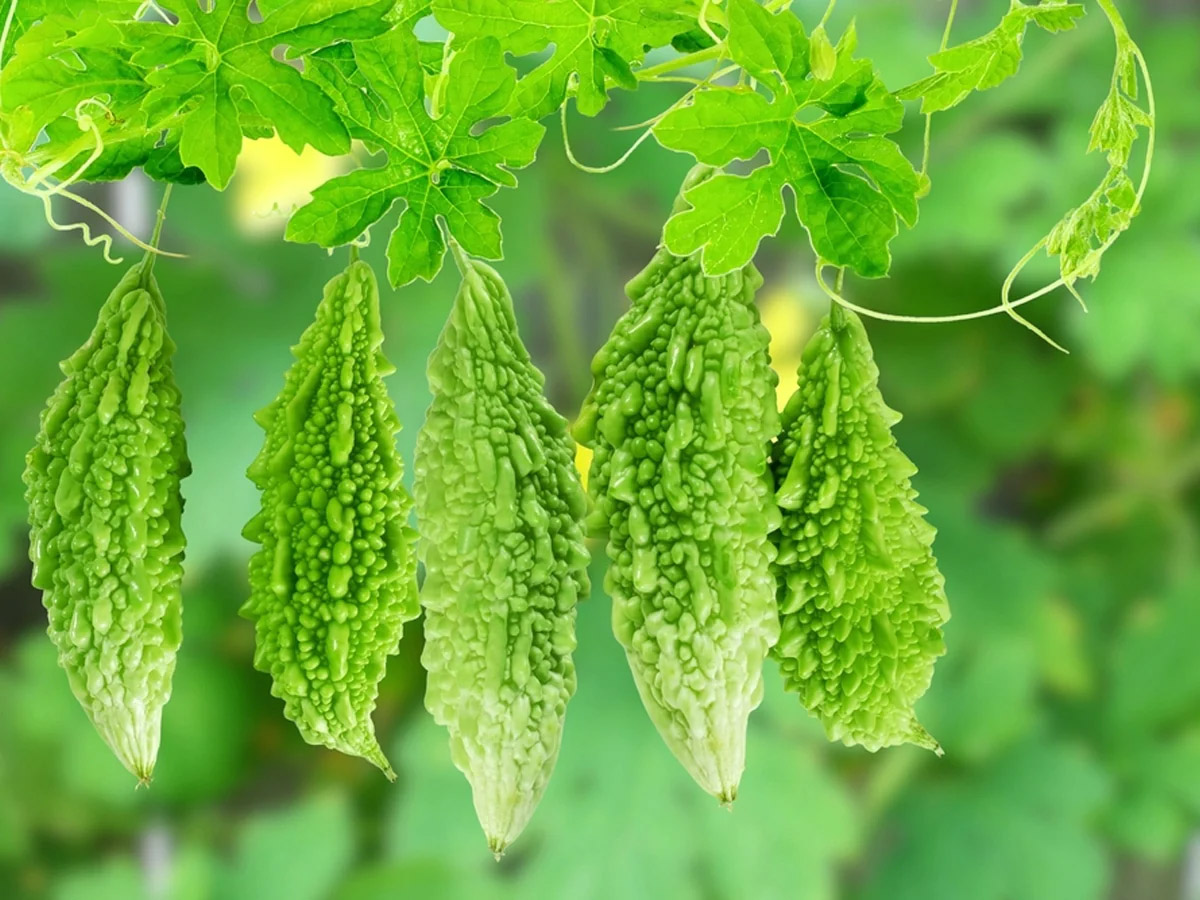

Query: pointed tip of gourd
[130,759,155,787]
[359,740,397,782]
[370,753,398,783]
[909,722,942,757]
[487,835,509,861]
[717,784,738,810]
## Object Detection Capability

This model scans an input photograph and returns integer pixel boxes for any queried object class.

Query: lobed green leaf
[655,3,920,278]
[285,32,545,286]
[898,0,1086,115]
[432,0,693,118]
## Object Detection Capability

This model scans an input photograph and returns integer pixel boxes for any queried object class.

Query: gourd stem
[828,268,847,329]
[141,183,174,284]
[447,238,476,281]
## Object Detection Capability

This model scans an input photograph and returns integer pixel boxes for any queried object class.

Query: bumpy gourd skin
[415,252,590,857]
[242,259,418,778]
[576,233,781,804]
[772,305,949,752]
[24,260,190,782]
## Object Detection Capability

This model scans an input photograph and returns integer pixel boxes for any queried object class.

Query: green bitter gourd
[242,256,418,778]
[772,303,949,752]
[575,169,781,804]
[415,246,590,856]
[24,256,190,782]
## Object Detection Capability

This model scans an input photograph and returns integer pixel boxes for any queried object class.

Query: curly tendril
[1,1,184,263]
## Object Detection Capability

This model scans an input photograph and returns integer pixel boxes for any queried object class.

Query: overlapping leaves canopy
[0,0,1152,296]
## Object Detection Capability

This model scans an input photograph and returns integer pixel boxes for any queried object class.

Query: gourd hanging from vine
[576,167,781,804]
[771,302,949,752]
[24,247,190,782]
[242,254,418,778]
[416,245,591,856]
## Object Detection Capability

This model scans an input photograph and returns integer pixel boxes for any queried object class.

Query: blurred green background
[1,1,1198,898]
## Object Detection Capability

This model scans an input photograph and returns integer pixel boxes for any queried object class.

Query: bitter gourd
[575,169,781,804]
[415,246,590,856]
[24,256,190,782]
[772,303,949,752]
[242,256,418,778]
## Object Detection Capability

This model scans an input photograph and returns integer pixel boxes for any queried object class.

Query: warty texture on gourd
[772,303,949,752]
[24,258,190,782]
[242,257,418,778]
[575,170,781,804]
[416,247,590,857]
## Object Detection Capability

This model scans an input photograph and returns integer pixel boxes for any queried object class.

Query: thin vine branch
[561,103,658,174]
[816,261,1070,327]
[921,0,960,179]
[999,17,1157,348]
[636,44,724,81]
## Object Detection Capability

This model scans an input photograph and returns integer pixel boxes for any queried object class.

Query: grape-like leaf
[121,0,394,190]
[432,0,693,118]
[285,32,545,287]
[3,0,141,47]
[899,1,1085,114]
[0,13,147,157]
[653,0,920,278]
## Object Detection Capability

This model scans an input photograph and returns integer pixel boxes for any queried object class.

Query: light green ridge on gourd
[24,257,190,783]
[771,303,949,752]
[415,246,590,858]
[575,169,781,804]
[242,257,418,778]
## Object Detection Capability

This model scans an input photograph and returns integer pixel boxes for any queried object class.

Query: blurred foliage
[0,1,1197,898]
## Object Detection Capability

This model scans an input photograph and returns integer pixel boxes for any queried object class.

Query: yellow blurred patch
[574,441,593,492]
[760,286,812,411]
[234,138,349,236]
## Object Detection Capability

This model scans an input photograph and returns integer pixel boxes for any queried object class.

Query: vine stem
[447,237,475,281]
[636,44,723,81]
[998,238,1068,352]
[560,102,656,174]
[564,60,736,174]
[698,0,722,45]
[1095,0,1131,38]
[998,3,1157,346]
[920,0,960,178]
[818,0,838,29]
[0,0,17,114]
[815,260,1070,326]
